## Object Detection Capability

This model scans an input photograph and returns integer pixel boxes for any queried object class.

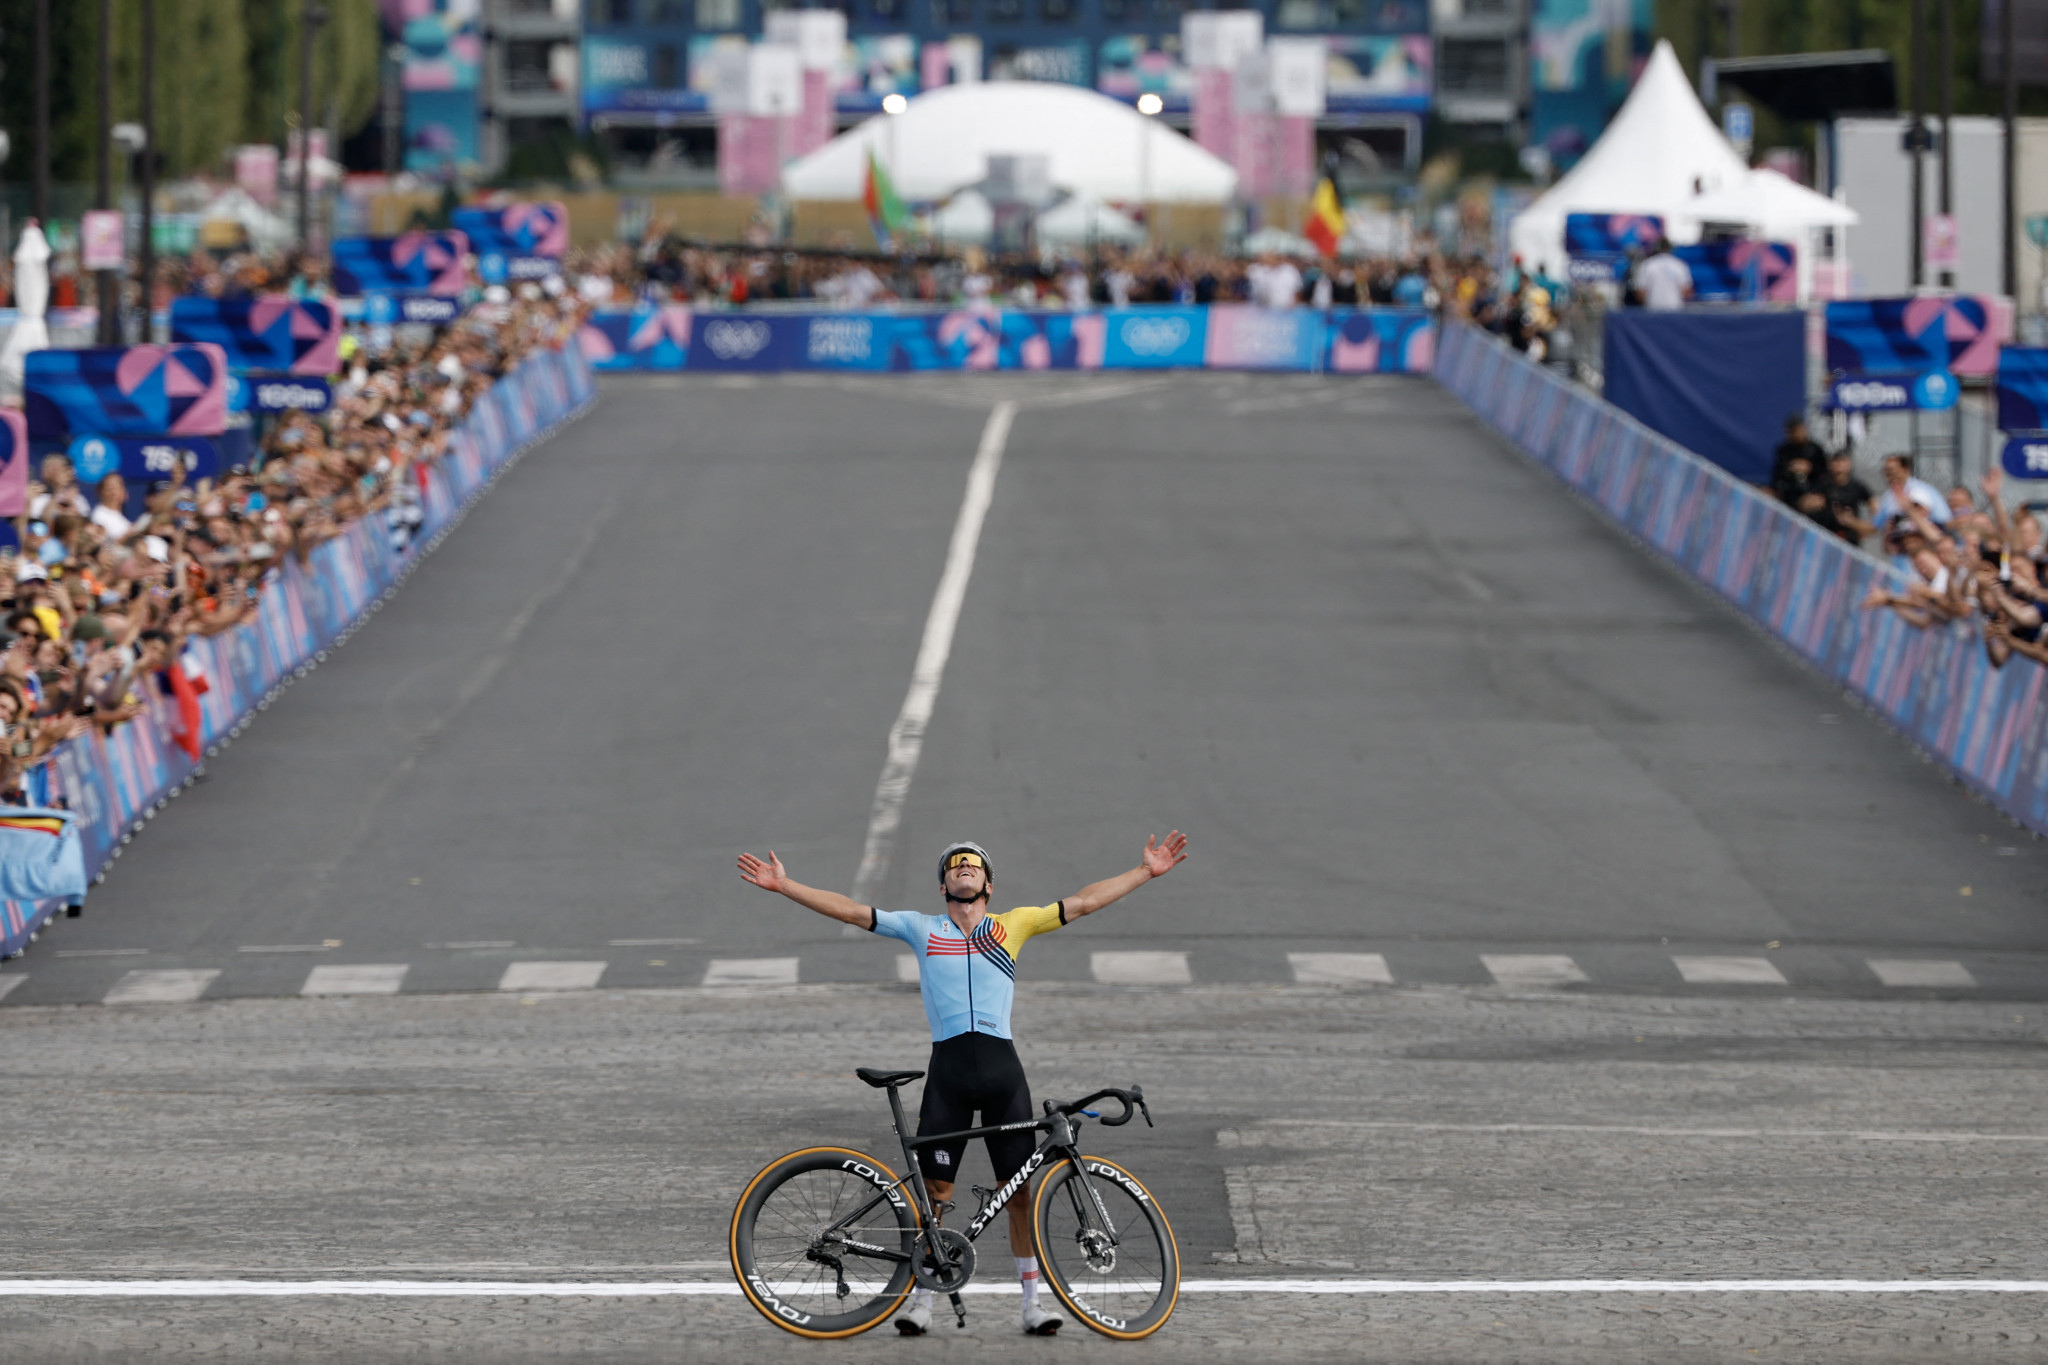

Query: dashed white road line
[0,975,23,1001]
[1287,952,1392,985]
[2,1278,2045,1297]
[1673,955,1787,985]
[1482,954,1589,988]
[1867,958,1976,988]
[302,965,408,997]
[701,957,798,987]
[497,962,605,992]
[103,969,219,1005]
[1092,951,1192,985]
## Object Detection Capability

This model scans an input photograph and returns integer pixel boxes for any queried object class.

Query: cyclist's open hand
[737,850,789,893]
[1142,831,1188,878]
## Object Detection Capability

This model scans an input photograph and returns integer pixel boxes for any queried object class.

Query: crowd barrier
[1435,323,2048,840]
[0,341,598,958]
[578,304,1437,375]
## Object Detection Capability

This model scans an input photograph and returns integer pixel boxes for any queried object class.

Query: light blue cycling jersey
[872,902,1067,1041]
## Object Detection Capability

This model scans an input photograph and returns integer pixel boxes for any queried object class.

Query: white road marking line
[1287,952,1393,985]
[849,400,1017,905]
[56,948,150,958]
[1225,1119,2048,1144]
[4,1278,2046,1297]
[1091,951,1192,985]
[103,970,220,1005]
[607,938,699,947]
[1868,958,1977,988]
[436,941,515,950]
[497,961,605,992]
[1482,954,1589,988]
[701,957,798,987]
[1672,955,1787,985]
[239,944,337,954]
[896,954,921,984]
[0,975,24,1001]
[301,965,408,997]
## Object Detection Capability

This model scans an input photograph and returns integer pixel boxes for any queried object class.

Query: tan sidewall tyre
[1031,1155,1181,1340]
[730,1146,920,1339]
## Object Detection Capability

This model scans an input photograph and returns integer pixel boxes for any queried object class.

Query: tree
[242,0,382,159]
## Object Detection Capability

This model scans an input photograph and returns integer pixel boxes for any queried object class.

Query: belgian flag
[1304,173,1345,258]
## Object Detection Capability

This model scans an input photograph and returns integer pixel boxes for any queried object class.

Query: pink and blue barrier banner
[24,343,230,439]
[330,231,471,297]
[169,297,341,376]
[577,305,1436,376]
[451,204,568,283]
[0,342,596,959]
[1436,322,2048,840]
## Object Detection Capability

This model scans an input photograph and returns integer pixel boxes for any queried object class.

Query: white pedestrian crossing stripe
[1867,959,1976,988]
[104,969,220,1005]
[1288,952,1393,985]
[497,961,606,992]
[896,955,921,984]
[1091,951,1192,985]
[0,975,24,1002]
[702,957,799,987]
[1482,954,1589,988]
[1673,956,1787,985]
[302,965,408,996]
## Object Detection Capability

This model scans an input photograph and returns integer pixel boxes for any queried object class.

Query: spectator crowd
[0,267,588,804]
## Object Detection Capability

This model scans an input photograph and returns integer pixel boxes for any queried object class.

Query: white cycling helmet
[937,841,993,887]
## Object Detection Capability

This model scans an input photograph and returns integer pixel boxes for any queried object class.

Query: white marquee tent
[1509,40,1750,279]
[780,81,1239,204]
[1687,167,1861,301]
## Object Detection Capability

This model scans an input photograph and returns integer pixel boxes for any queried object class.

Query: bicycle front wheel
[1031,1154,1181,1339]
[730,1146,921,1339]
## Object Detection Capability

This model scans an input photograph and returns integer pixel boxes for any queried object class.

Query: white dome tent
[1509,40,1750,280]
[1035,192,1146,247]
[780,81,1239,205]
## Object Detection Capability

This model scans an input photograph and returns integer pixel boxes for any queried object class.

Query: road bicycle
[730,1065,1180,1340]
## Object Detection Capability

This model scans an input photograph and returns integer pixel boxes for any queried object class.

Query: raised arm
[736,850,872,928]
[1062,831,1189,921]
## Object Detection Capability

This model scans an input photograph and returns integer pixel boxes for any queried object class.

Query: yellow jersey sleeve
[989,903,1067,961]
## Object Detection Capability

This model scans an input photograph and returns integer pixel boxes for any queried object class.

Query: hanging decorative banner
[330,231,470,297]
[24,344,230,439]
[169,296,341,375]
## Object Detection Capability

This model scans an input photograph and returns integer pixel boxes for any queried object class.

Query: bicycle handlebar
[1055,1085,1152,1128]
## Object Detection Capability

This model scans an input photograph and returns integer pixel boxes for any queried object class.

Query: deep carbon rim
[1032,1155,1181,1339]
[731,1147,920,1338]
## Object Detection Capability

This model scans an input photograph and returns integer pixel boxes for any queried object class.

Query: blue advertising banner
[1674,240,1796,303]
[24,344,231,439]
[247,376,334,414]
[1997,346,2048,431]
[582,307,1438,376]
[1828,371,1958,413]
[1602,310,1805,483]
[451,204,568,284]
[168,297,340,375]
[363,294,465,326]
[1437,320,2048,848]
[331,232,470,298]
[1825,296,2009,379]
[2002,435,2048,479]
[1563,212,1664,283]
[1098,309,1207,368]
[67,434,221,485]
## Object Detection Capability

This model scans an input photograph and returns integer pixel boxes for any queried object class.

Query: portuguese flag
[863,149,909,247]
[1303,173,1345,257]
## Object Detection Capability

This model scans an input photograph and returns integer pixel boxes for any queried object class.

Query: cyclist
[736,831,1189,1336]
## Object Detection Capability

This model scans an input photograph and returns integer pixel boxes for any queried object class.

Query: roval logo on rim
[1119,316,1191,356]
[705,320,773,360]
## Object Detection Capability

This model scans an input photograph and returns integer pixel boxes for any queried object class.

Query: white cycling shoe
[895,1298,933,1335]
[1021,1301,1063,1336]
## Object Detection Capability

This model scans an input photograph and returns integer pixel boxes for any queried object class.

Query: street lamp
[881,92,907,115]
[1135,93,1161,246]
[1136,92,1163,116]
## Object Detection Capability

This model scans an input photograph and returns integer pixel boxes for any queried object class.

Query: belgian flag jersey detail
[871,902,1066,1041]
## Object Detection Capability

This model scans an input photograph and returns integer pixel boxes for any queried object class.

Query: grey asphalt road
[3,369,2047,1362]
[7,369,2044,1001]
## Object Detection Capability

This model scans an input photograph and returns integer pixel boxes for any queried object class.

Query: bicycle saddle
[856,1067,925,1089]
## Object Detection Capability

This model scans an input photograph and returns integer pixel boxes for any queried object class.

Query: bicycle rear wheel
[730,1146,921,1339]
[1031,1154,1180,1339]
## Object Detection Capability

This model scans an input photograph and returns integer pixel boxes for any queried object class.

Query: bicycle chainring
[913,1228,976,1293]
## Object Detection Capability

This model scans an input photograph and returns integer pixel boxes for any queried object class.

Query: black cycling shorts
[915,1031,1034,1184]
